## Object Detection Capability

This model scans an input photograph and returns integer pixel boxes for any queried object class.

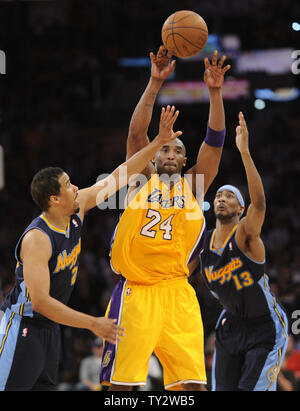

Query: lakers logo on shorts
[102,350,112,367]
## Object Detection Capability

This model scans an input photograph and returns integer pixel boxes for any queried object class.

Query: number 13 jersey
[200,225,280,319]
[110,174,205,285]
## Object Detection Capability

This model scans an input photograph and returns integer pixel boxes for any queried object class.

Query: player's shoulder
[20,228,52,262]
[22,227,51,246]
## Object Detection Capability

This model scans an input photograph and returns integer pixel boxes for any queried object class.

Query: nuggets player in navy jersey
[100,47,230,391]
[200,112,289,391]
[0,106,182,391]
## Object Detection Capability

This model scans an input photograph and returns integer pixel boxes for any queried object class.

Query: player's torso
[201,225,274,319]
[1,214,82,320]
[110,174,205,285]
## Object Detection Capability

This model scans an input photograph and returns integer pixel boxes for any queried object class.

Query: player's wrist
[208,86,222,93]
[240,149,251,157]
[204,123,226,147]
[152,135,164,148]
[150,75,164,84]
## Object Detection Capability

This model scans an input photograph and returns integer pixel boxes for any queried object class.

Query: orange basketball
[161,10,208,58]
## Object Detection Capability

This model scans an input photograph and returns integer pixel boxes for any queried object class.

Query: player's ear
[49,194,60,207]
[238,206,245,218]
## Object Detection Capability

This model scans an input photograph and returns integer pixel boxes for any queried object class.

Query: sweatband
[204,123,226,147]
[217,184,245,207]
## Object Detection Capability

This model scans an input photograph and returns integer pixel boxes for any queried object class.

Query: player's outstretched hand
[150,45,176,81]
[204,50,231,89]
[155,105,183,145]
[91,317,125,345]
[236,112,250,155]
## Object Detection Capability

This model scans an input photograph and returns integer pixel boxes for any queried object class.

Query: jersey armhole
[233,235,265,265]
[14,227,54,265]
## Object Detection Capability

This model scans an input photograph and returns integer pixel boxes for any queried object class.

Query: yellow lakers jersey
[110,174,205,285]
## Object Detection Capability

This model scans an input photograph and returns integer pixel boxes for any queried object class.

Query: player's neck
[214,219,238,245]
[158,172,181,187]
[43,210,70,231]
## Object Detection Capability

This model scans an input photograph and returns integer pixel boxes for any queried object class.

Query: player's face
[154,139,187,176]
[57,173,79,214]
[214,190,243,221]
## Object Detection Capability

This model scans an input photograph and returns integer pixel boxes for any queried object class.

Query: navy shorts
[0,310,61,391]
[212,308,289,391]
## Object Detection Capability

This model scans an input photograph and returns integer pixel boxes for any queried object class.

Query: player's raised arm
[235,112,266,238]
[186,50,231,196]
[126,46,175,170]
[77,105,182,216]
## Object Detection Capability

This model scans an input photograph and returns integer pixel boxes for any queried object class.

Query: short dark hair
[31,167,64,211]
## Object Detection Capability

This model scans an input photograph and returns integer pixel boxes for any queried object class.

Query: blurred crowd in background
[0,0,300,390]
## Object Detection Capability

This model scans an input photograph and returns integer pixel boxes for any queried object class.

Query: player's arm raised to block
[234,112,266,262]
[186,50,231,199]
[77,106,182,218]
[127,45,176,177]
[21,229,124,344]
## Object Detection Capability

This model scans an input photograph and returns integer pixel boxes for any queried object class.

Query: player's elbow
[30,297,43,313]
[30,294,50,314]
[128,128,143,141]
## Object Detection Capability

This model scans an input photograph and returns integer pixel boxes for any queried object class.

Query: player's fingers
[149,52,156,62]
[165,105,171,116]
[166,106,176,123]
[106,336,117,344]
[169,108,179,124]
[157,45,165,57]
[218,55,226,68]
[172,130,183,139]
[222,64,231,73]
[170,59,176,70]
[166,49,173,59]
[160,106,166,120]
[115,325,126,336]
[204,57,210,69]
[239,112,248,131]
[212,50,218,65]
[239,111,246,124]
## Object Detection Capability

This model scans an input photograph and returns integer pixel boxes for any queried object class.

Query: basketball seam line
[164,32,207,51]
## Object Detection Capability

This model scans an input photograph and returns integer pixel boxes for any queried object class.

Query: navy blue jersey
[0,213,82,322]
[201,225,279,319]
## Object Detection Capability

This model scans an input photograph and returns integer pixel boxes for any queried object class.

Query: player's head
[31,167,79,214]
[214,184,245,222]
[153,138,187,176]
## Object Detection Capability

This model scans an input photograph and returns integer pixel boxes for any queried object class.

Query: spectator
[76,337,104,391]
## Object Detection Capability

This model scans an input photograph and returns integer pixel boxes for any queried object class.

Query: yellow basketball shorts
[100,276,207,390]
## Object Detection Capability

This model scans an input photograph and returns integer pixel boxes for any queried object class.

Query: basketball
[161,10,208,58]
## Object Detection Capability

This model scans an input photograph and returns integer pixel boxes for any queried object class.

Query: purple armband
[204,123,226,147]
